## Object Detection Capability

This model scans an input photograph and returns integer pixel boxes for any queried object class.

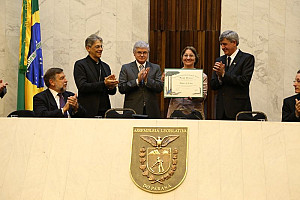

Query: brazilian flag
[18,0,44,110]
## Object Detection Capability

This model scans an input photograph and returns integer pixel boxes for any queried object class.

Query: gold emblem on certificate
[130,127,188,193]
[164,68,203,98]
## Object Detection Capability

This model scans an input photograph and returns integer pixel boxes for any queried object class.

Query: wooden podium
[0,118,299,200]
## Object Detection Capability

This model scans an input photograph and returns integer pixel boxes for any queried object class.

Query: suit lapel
[85,56,99,81]
[145,61,151,69]
[228,50,243,73]
[130,61,139,79]
[145,61,154,76]
[100,61,109,77]
[219,55,227,66]
[62,92,69,102]
[63,92,73,113]
[45,89,59,109]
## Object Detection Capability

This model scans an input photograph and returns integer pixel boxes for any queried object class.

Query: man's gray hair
[133,41,150,53]
[219,30,239,46]
[85,34,103,47]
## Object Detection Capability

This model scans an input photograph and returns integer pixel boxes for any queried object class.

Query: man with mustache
[282,70,300,122]
[33,68,86,117]
[211,30,255,120]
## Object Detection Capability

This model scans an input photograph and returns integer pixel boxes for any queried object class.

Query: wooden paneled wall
[149,0,222,119]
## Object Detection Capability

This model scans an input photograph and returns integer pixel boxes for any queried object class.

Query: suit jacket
[33,89,86,117]
[211,50,255,119]
[0,87,7,98]
[282,93,300,122]
[118,61,163,118]
[74,56,116,117]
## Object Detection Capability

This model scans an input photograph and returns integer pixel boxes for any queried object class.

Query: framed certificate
[164,68,203,98]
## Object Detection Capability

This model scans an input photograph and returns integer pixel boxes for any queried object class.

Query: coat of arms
[130,127,188,193]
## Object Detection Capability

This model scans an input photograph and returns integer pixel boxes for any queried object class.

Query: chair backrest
[235,111,268,121]
[170,110,203,120]
[104,108,136,118]
[7,110,35,117]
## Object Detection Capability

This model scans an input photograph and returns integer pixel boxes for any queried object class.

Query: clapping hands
[104,74,119,89]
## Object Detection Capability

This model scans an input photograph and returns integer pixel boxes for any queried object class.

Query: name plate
[164,68,203,98]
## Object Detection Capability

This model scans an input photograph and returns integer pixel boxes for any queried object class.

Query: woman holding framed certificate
[166,46,208,119]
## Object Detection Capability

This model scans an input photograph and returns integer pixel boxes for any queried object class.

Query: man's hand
[143,68,150,83]
[67,94,79,112]
[295,99,300,118]
[62,102,70,114]
[137,68,145,82]
[161,72,165,82]
[213,61,225,77]
[0,79,8,93]
[138,68,150,83]
[104,74,118,89]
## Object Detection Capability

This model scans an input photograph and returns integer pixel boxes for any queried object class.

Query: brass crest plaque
[130,127,188,193]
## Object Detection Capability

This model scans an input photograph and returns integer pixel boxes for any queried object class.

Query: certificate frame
[164,68,203,98]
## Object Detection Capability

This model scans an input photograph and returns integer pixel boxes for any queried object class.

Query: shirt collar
[88,55,100,64]
[49,88,59,99]
[228,49,239,62]
[136,61,146,68]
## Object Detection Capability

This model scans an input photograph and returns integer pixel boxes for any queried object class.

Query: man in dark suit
[73,34,118,117]
[118,41,163,118]
[211,30,255,120]
[0,79,8,98]
[33,68,86,117]
[282,70,300,122]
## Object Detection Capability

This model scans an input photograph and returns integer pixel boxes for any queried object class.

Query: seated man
[33,68,86,117]
[0,79,8,98]
[282,70,300,122]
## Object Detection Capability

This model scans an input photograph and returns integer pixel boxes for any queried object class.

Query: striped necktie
[139,65,144,71]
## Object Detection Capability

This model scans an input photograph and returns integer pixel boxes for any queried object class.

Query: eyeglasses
[136,51,148,55]
[293,80,300,84]
[94,45,103,49]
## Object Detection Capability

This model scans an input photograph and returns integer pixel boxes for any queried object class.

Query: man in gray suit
[118,41,163,118]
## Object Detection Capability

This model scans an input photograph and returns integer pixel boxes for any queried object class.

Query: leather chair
[104,108,136,118]
[170,110,203,120]
[235,111,268,121]
[7,110,35,117]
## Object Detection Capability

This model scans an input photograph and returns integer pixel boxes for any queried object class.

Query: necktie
[58,93,68,117]
[139,65,145,85]
[139,65,144,71]
[226,57,231,72]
